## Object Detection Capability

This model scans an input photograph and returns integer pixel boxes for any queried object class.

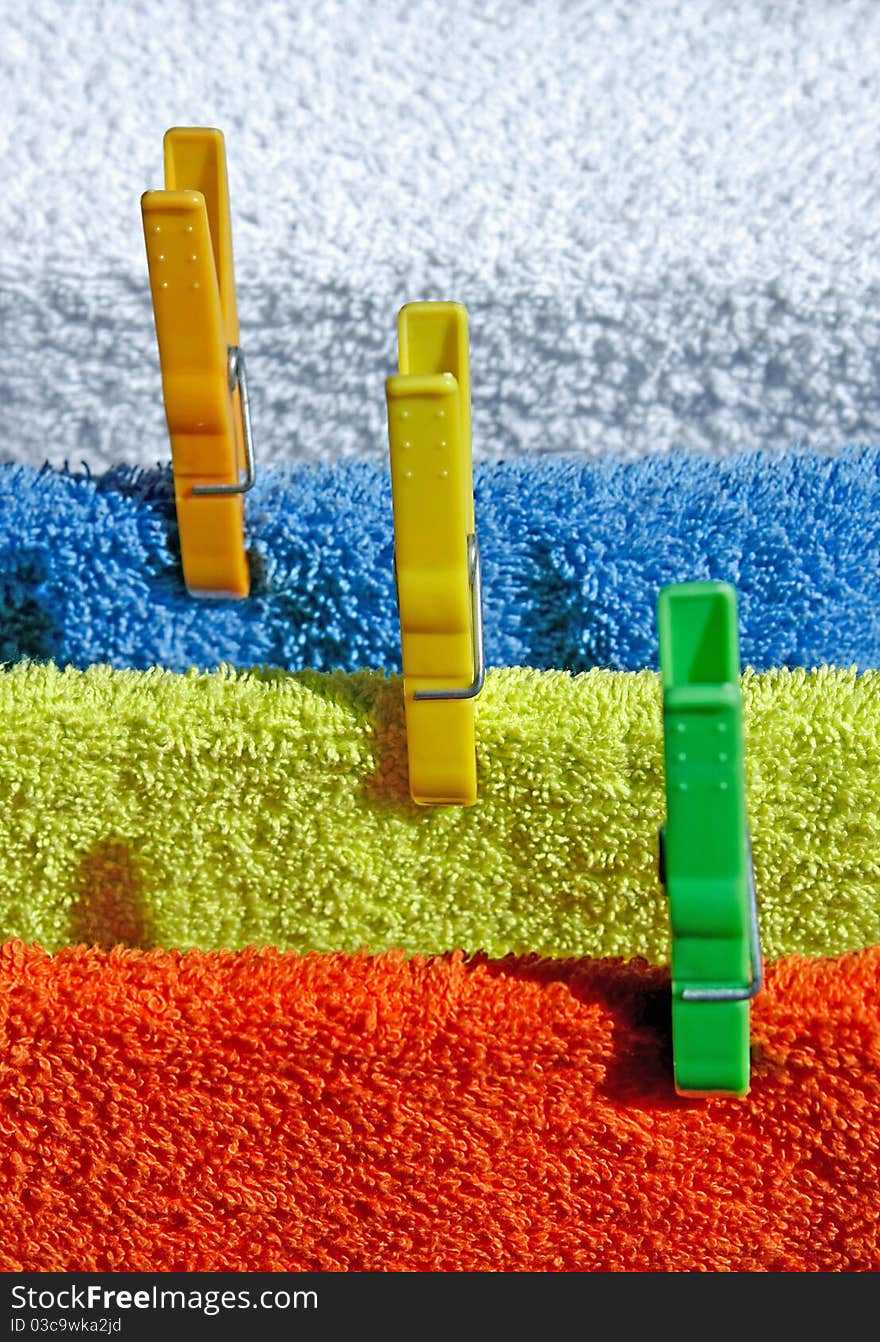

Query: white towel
[2,0,878,470]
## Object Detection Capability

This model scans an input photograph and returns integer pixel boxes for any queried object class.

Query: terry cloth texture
[1,661,878,963]
[5,3,880,471]
[2,449,880,675]
[1,940,877,1272]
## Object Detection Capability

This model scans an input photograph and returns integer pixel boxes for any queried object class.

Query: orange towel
[1,939,877,1272]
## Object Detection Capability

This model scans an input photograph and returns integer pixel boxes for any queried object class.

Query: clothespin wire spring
[192,346,256,497]
[412,533,485,702]
[681,840,764,1003]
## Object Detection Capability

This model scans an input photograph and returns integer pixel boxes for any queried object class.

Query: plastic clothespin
[385,302,484,806]
[657,581,763,1097]
[141,127,255,598]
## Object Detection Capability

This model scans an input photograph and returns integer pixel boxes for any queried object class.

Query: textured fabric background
[2,941,877,1272]
[2,451,878,675]
[3,0,879,1276]
[2,661,878,960]
[3,0,880,471]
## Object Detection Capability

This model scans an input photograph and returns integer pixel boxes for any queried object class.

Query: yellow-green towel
[1,662,877,961]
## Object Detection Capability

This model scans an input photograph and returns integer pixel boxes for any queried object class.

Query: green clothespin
[657,581,763,1097]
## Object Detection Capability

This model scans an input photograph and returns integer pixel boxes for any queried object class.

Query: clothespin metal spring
[680,841,764,1003]
[191,346,256,497]
[411,534,485,702]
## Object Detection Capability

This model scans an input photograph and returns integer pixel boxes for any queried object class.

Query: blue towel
[1,449,878,674]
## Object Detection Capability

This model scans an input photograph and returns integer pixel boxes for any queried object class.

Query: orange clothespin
[141,127,254,598]
[386,301,484,805]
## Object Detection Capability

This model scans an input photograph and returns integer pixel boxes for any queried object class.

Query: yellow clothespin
[141,127,254,598]
[386,302,484,805]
